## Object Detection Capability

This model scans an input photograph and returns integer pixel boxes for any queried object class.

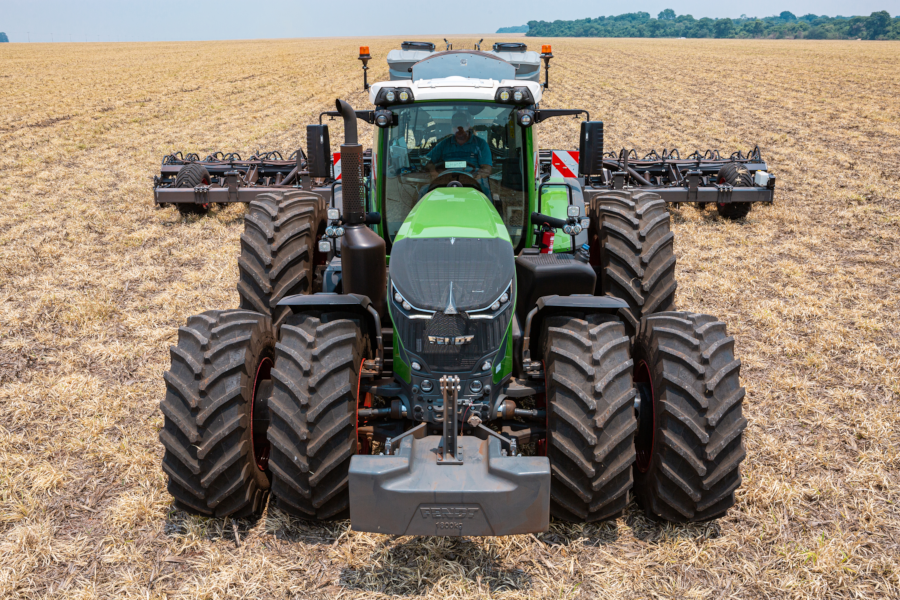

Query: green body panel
[492,325,514,384]
[538,180,574,252]
[393,345,411,384]
[394,187,511,242]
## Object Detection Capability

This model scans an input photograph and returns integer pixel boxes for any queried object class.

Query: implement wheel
[632,312,747,522]
[267,312,364,520]
[716,163,753,220]
[238,191,327,330]
[590,190,677,337]
[159,310,275,517]
[174,163,211,215]
[541,314,637,522]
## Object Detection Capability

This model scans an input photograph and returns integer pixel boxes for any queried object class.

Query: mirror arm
[534,109,590,124]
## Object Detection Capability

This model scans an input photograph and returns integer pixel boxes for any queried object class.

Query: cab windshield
[382,102,527,245]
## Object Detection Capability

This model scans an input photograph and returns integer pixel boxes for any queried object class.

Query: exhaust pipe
[334,99,387,319]
[336,99,364,225]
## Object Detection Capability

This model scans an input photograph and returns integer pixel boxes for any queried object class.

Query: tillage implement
[159,41,750,536]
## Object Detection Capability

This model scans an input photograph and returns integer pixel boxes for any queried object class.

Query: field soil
[1,37,898,599]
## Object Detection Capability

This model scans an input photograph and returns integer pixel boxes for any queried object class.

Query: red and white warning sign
[550,150,580,179]
[332,152,342,180]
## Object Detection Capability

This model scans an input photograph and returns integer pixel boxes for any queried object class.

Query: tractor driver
[424,111,492,197]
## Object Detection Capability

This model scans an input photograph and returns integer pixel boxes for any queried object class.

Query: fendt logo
[427,335,474,345]
[419,506,480,519]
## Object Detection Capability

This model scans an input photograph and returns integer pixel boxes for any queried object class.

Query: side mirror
[306,124,332,179]
[578,121,604,176]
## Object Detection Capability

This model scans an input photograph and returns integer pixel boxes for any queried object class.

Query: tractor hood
[390,188,514,313]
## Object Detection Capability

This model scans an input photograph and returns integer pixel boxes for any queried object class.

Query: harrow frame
[540,146,775,205]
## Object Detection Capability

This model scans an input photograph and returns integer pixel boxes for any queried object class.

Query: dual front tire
[544,311,747,524]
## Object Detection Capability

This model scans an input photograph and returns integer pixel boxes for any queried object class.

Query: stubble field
[0,36,898,599]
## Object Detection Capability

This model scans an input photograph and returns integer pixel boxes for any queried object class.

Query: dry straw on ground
[0,36,898,599]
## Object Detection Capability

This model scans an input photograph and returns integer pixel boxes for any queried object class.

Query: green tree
[714,18,735,37]
[744,20,766,37]
[867,11,891,39]
[0,32,9,43]
[658,8,676,21]
[521,11,900,40]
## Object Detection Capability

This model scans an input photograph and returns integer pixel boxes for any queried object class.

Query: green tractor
[159,42,748,535]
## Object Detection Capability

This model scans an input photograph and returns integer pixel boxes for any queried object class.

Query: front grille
[395,309,510,372]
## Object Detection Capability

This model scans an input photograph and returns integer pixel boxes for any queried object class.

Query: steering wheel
[424,167,481,193]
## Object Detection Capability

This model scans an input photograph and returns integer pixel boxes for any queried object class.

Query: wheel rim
[250,357,273,471]
[634,360,655,472]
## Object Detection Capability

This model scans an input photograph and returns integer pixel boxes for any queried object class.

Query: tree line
[523,11,899,40]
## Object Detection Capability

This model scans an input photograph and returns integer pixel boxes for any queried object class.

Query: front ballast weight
[349,373,550,537]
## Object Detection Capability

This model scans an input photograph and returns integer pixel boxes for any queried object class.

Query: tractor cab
[375,84,536,246]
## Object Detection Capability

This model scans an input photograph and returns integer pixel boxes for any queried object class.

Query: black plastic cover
[493,42,527,52]
[515,252,597,321]
[401,41,436,51]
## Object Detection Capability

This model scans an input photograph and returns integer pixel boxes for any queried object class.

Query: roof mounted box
[387,46,541,83]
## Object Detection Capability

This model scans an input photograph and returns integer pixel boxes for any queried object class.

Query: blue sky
[0,0,894,42]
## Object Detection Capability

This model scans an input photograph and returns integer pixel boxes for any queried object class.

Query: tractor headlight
[375,87,415,106]
[495,86,534,105]
[517,110,534,127]
[374,109,394,128]
[467,281,513,319]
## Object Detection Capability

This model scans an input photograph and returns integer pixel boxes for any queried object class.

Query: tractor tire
[716,163,753,220]
[542,314,637,522]
[159,310,276,518]
[174,163,211,215]
[590,190,677,337]
[631,312,747,522]
[266,312,364,520]
[238,191,327,331]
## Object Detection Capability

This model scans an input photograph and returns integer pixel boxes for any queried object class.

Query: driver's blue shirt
[426,132,493,196]
[427,132,493,169]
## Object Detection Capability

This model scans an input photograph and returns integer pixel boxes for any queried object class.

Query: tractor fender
[278,293,383,369]
[521,294,628,366]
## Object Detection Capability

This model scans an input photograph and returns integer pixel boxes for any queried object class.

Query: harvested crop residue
[0,37,898,599]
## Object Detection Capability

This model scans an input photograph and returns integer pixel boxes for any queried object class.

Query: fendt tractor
[159,41,754,536]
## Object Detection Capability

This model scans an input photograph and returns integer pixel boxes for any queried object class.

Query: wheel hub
[250,357,273,471]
